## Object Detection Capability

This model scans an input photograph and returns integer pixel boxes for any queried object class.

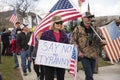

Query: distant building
[0,10,42,31]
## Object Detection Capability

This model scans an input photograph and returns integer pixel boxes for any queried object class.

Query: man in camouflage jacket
[71,12,106,80]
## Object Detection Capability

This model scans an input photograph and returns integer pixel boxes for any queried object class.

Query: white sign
[35,40,74,69]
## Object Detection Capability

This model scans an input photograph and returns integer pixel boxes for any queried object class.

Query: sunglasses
[55,21,63,25]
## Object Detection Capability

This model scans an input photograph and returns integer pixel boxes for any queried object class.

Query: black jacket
[16,32,31,50]
[1,32,10,45]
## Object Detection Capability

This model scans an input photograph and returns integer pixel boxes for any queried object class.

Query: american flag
[28,0,81,46]
[69,46,77,76]
[9,8,17,24]
[100,21,120,64]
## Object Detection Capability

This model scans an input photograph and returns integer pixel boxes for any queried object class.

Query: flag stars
[50,0,73,12]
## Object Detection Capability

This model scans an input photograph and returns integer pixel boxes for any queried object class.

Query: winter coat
[40,30,69,44]
[71,22,101,59]
[16,32,31,50]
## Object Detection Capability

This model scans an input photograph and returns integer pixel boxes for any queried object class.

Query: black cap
[82,12,94,18]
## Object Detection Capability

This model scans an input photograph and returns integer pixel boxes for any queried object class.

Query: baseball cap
[52,15,62,22]
[20,24,28,29]
[82,12,94,18]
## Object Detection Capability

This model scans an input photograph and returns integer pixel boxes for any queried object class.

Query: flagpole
[90,24,103,41]
[79,6,82,22]
[79,1,82,21]
[14,7,18,23]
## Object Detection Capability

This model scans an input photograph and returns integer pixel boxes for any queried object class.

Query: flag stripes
[9,14,17,24]
[113,39,120,56]
[117,38,120,49]
[101,27,118,62]
[34,9,80,34]
[69,46,77,76]
[100,21,120,63]
[28,8,81,46]
[9,8,17,24]
[69,59,76,75]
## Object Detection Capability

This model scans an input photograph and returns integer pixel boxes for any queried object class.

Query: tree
[2,0,38,18]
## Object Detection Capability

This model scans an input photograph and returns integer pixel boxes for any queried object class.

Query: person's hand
[28,57,31,61]
[78,52,84,58]
[101,40,107,44]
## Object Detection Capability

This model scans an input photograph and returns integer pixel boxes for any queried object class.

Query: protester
[28,31,44,80]
[1,28,10,56]
[11,22,21,39]
[71,12,106,80]
[40,15,69,80]
[10,29,21,69]
[10,22,21,69]
[16,24,32,76]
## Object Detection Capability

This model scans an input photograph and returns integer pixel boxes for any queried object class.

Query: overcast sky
[34,0,120,17]
[0,0,120,17]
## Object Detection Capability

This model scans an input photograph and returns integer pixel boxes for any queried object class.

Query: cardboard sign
[35,40,74,69]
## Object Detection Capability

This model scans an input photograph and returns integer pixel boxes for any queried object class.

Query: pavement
[18,55,120,80]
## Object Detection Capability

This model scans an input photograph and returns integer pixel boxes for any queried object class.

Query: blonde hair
[49,22,64,30]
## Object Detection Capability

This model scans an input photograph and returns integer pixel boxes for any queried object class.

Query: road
[18,56,120,80]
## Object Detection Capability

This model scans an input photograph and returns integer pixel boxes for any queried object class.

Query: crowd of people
[0,11,107,80]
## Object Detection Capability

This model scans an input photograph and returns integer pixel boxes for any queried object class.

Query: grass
[97,57,112,67]
[0,56,23,80]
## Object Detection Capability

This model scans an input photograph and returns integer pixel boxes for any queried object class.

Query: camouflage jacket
[71,22,102,59]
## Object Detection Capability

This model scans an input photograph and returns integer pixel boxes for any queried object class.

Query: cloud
[82,0,120,16]
[1,0,120,17]
[114,0,120,15]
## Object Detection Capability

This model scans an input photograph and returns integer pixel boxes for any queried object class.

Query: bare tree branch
[3,0,34,18]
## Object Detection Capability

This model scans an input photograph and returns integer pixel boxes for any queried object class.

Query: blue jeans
[13,52,19,67]
[20,49,31,73]
[81,57,96,80]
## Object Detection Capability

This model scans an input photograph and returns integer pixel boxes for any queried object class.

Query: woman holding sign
[40,15,69,80]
